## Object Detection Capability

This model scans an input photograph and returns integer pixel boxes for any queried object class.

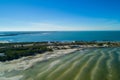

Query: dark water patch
[1,31,120,42]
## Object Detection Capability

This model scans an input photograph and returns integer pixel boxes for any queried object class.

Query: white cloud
[0,17,120,31]
[30,22,52,26]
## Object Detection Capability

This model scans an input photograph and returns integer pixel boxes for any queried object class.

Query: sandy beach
[0,48,78,80]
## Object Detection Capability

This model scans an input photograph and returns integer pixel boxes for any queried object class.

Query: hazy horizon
[0,0,120,31]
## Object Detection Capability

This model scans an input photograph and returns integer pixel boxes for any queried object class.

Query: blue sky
[0,0,120,31]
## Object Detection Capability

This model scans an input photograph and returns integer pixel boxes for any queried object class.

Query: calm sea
[0,31,120,42]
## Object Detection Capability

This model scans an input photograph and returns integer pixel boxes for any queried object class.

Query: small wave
[41,33,50,35]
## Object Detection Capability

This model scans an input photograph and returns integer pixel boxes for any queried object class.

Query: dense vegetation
[0,44,52,61]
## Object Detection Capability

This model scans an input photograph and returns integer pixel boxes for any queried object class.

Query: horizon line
[0,30,120,32]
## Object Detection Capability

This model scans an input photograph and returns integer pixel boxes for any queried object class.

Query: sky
[0,0,120,31]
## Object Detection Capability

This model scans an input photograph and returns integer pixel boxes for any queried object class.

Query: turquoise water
[0,31,120,42]
[1,48,120,80]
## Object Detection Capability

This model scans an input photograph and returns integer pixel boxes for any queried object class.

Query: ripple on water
[1,48,120,80]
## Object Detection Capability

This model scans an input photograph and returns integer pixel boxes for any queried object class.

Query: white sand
[0,75,23,80]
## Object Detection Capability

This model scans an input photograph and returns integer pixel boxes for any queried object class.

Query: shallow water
[0,48,120,80]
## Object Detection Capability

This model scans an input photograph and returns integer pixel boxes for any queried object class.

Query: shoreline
[0,48,80,74]
[0,41,120,62]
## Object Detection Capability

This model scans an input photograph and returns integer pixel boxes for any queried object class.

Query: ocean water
[0,48,120,80]
[0,31,120,42]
